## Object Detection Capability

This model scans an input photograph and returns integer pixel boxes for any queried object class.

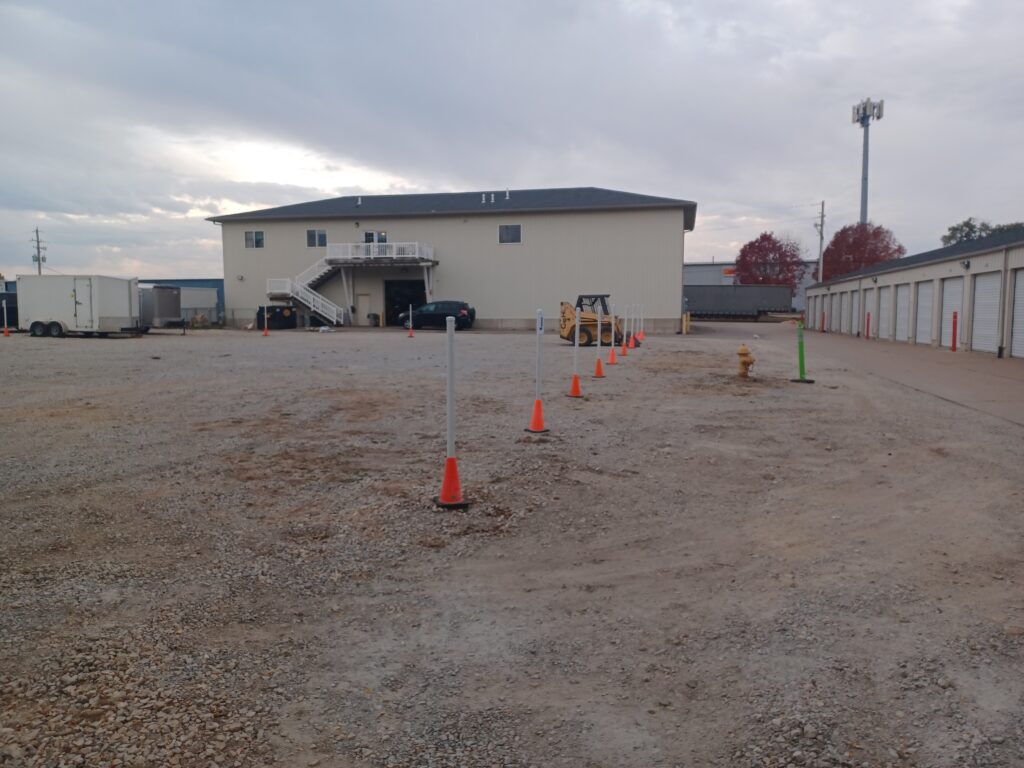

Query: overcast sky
[1,0,1021,280]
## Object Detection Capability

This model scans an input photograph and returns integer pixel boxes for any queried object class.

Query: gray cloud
[1,0,1022,280]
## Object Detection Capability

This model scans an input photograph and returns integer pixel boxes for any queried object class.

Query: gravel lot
[2,324,1022,767]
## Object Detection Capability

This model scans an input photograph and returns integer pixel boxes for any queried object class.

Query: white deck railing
[326,242,434,260]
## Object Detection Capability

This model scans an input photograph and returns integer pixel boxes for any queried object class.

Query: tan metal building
[208,187,697,330]
[805,228,1024,358]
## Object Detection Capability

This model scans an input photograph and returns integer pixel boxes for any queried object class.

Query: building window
[244,231,264,248]
[498,224,522,244]
[306,229,327,247]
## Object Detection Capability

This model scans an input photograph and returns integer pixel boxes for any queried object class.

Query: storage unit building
[805,227,1024,358]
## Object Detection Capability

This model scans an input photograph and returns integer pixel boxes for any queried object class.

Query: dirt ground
[1,323,1022,768]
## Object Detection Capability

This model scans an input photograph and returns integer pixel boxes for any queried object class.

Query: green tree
[941,217,1024,246]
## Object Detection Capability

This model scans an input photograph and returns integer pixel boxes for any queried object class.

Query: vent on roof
[356,196,362,207]
[490,193,495,204]
[481,193,486,204]
[505,189,510,200]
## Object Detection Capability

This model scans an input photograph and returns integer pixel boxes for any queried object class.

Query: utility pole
[813,201,825,281]
[31,228,47,274]
[851,97,884,224]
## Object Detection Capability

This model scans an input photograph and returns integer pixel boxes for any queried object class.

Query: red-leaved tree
[734,232,806,293]
[822,223,905,280]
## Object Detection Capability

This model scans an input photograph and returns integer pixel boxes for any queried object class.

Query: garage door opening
[384,280,427,326]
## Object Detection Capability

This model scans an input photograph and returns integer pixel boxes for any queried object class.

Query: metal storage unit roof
[810,227,1024,289]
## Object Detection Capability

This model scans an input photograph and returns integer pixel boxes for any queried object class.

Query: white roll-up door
[831,294,841,332]
[971,272,1001,353]
[852,291,861,335]
[863,288,874,336]
[1012,270,1024,358]
[941,277,963,348]
[895,284,910,341]
[841,293,850,334]
[915,282,933,344]
[878,286,892,339]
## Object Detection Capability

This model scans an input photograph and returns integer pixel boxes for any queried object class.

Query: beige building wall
[219,208,687,330]
[805,243,1024,354]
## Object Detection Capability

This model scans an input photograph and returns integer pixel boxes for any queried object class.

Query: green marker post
[791,322,814,384]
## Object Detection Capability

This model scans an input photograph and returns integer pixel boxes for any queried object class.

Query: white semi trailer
[17,275,144,337]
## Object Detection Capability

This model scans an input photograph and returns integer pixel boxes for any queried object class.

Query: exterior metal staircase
[267,244,437,327]
[266,258,346,325]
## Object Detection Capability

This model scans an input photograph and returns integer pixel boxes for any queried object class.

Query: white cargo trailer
[17,275,143,337]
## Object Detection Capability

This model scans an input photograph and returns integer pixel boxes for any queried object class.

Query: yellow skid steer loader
[559,294,628,346]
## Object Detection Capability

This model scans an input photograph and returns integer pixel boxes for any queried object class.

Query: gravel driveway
[2,324,1022,767]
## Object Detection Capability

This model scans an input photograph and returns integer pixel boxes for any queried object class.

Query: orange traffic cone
[435,456,469,509]
[620,337,628,357]
[525,399,549,433]
[607,345,617,366]
[568,373,582,398]
[2,326,8,338]
[408,323,414,338]
[628,334,636,350]
[263,323,269,337]
[594,357,605,378]
[637,329,645,342]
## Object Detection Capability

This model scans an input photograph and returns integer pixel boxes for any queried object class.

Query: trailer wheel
[30,322,46,337]
[48,322,64,338]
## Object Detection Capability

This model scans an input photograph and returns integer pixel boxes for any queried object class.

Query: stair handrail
[295,258,332,287]
[292,281,344,325]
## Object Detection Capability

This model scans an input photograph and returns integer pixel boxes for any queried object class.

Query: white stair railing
[292,281,344,325]
[265,278,345,325]
[295,258,334,287]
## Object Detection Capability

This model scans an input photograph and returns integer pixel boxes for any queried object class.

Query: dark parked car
[399,300,476,330]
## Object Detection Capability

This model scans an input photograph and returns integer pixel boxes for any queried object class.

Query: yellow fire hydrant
[737,344,755,378]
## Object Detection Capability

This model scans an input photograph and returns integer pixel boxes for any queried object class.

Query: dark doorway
[384,280,426,326]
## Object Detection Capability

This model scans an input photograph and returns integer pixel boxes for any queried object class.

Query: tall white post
[2,299,7,331]
[573,307,580,375]
[596,304,602,355]
[445,316,456,459]
[535,309,543,401]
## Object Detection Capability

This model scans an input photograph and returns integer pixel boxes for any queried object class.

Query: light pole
[851,97,884,224]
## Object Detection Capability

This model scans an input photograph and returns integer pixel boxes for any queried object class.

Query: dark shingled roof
[811,225,1024,288]
[207,186,697,230]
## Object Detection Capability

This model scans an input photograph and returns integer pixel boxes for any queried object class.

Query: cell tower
[851,98,884,224]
